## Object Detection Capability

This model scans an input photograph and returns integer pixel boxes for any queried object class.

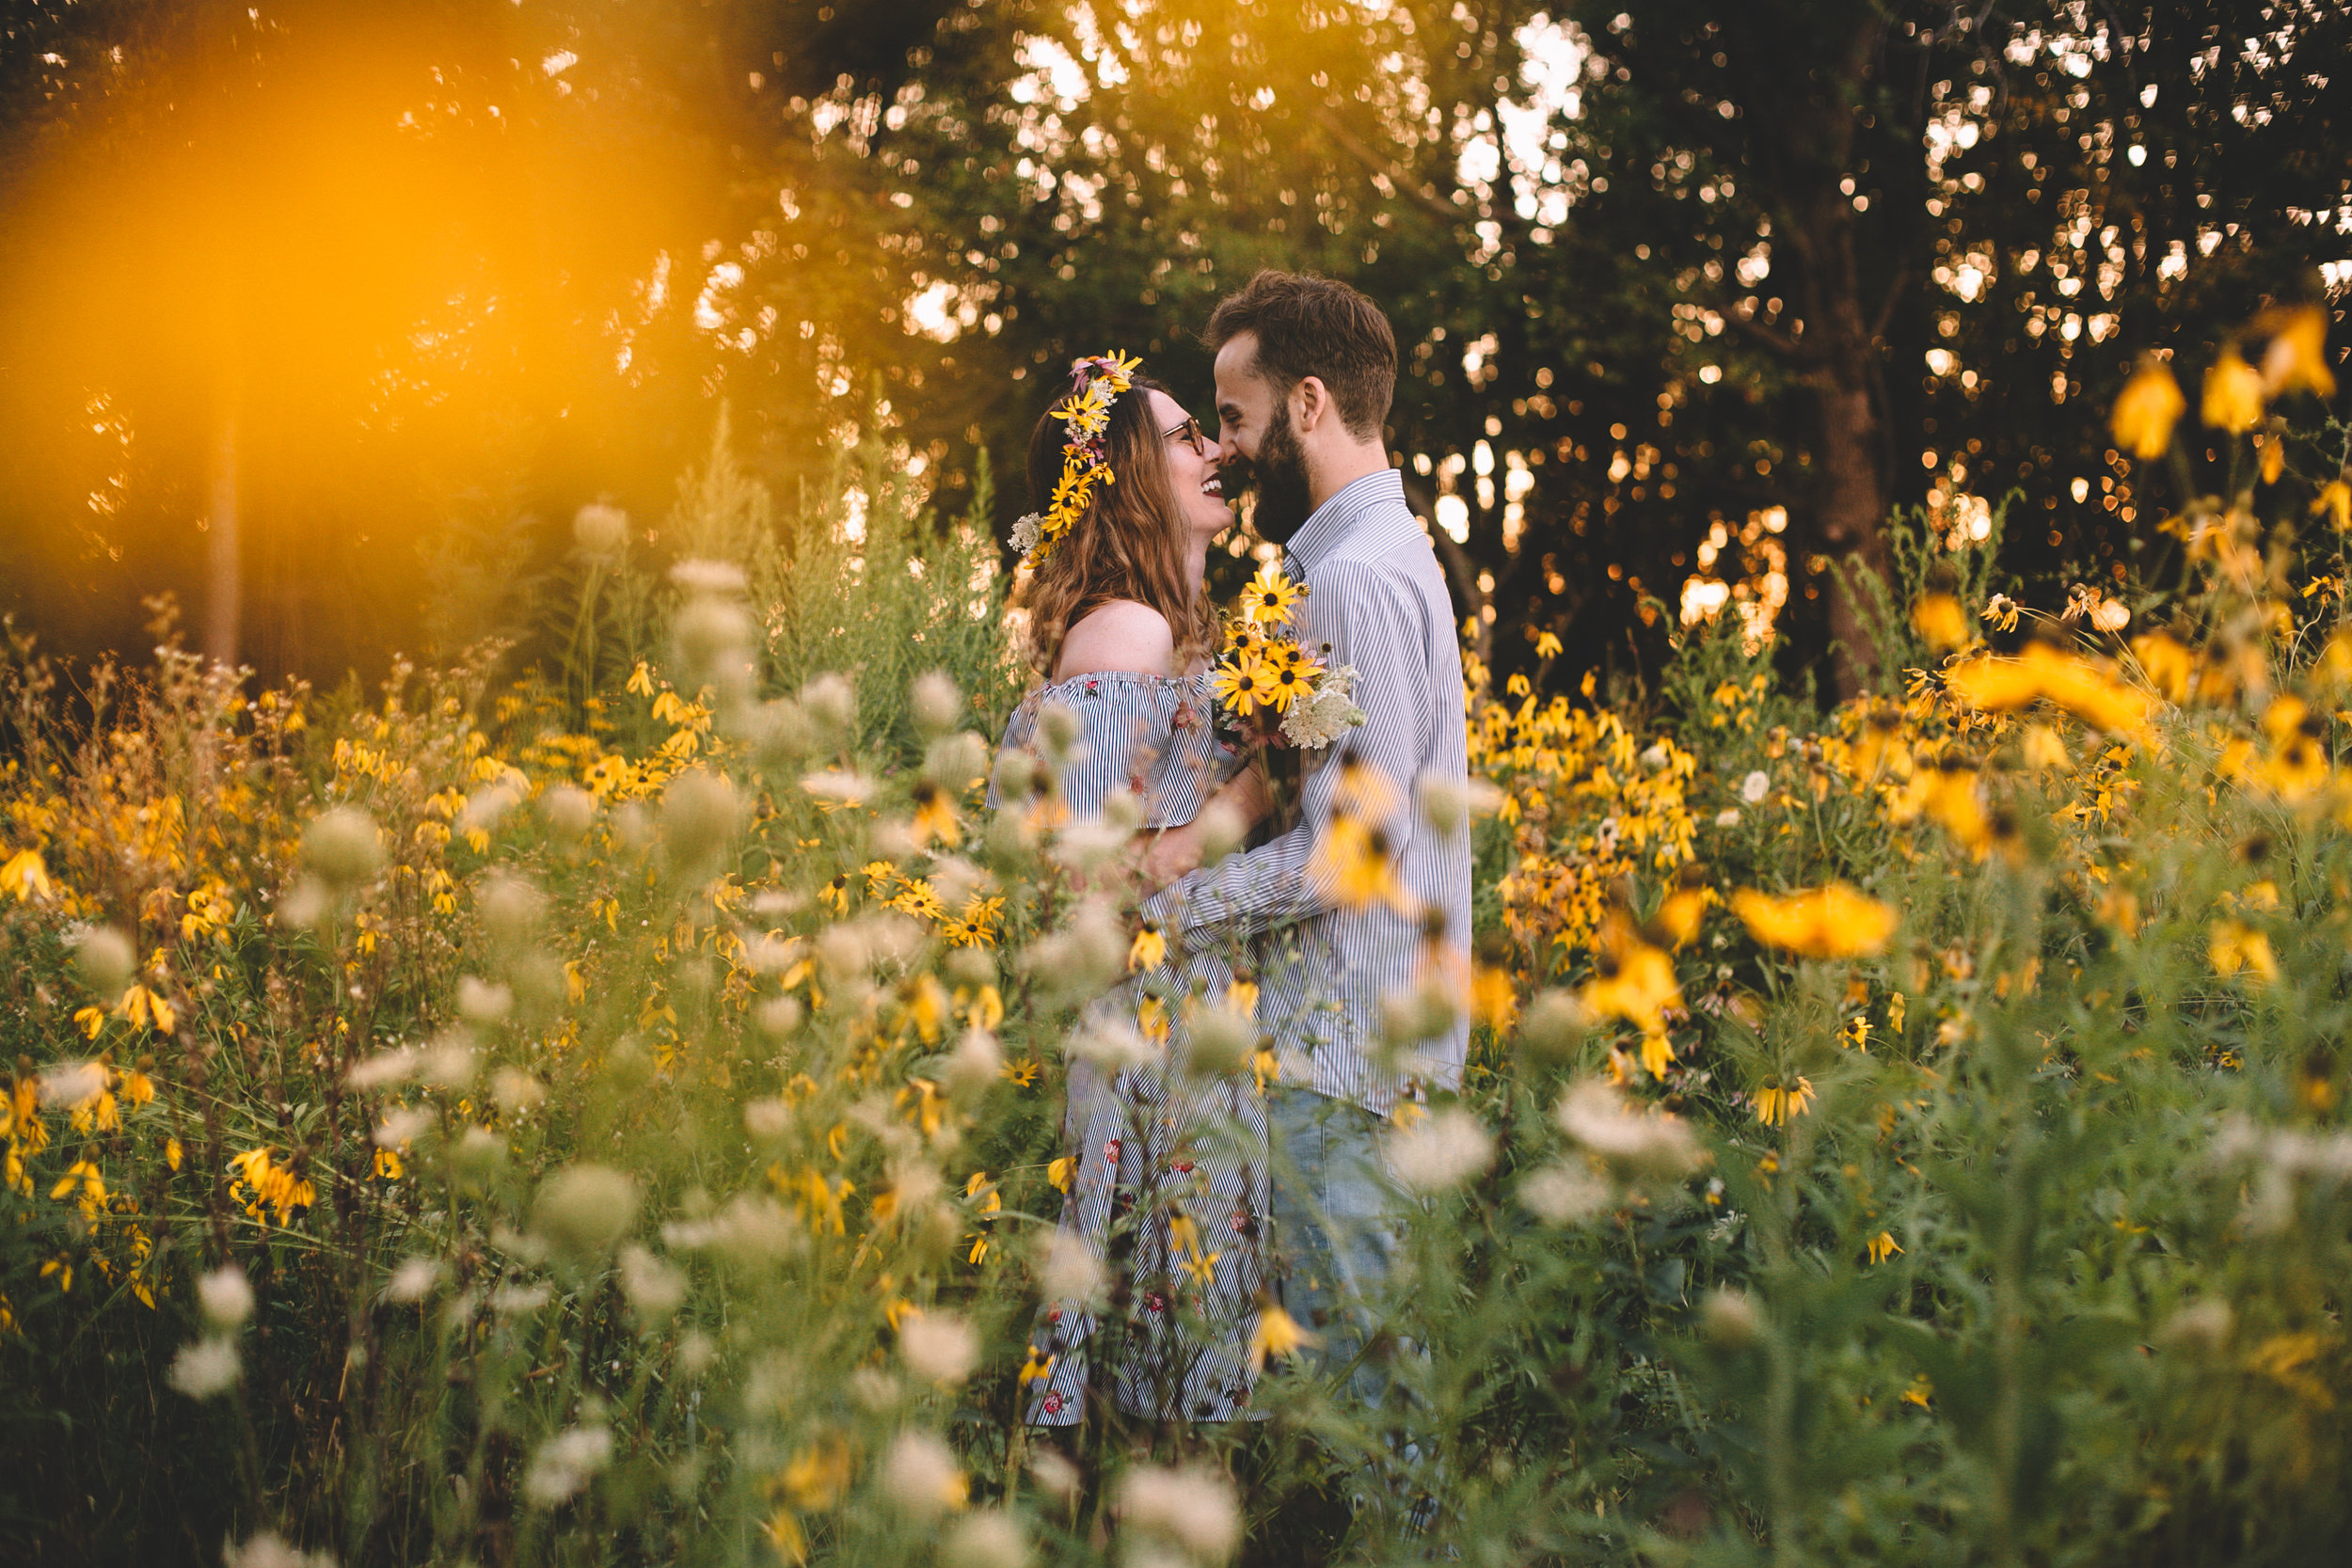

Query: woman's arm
[1136,758,1272,893]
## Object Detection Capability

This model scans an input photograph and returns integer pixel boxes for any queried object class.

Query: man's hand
[1136,820,1206,894]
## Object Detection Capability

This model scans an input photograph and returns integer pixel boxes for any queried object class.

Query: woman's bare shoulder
[1054,600,1177,680]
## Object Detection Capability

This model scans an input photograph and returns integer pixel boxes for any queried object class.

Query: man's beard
[1237,405,1315,546]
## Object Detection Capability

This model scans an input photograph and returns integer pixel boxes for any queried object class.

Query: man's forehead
[1214,335,1267,397]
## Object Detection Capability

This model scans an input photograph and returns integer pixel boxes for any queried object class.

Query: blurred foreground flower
[1731,884,1896,958]
[2111,356,2185,458]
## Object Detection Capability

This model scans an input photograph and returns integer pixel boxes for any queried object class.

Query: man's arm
[1142,559,1430,945]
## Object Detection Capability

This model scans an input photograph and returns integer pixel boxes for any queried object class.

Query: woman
[989,353,1274,1427]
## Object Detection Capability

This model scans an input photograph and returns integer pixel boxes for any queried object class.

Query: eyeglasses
[1161,416,1208,456]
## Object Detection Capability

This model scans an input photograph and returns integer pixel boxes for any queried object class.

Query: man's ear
[1292,375,1332,434]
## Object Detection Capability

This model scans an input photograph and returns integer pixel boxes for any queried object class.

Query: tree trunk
[1776,19,1893,700]
[1790,189,1892,697]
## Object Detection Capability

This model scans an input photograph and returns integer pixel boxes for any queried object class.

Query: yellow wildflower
[2201,347,2265,434]
[1129,924,1168,973]
[1753,1076,1816,1127]
[2251,302,2336,400]
[2209,920,2279,986]
[1249,1298,1318,1371]
[2312,479,2352,535]
[1866,1230,1904,1265]
[1910,594,1969,654]
[1731,884,1898,958]
[2111,355,2185,458]
[1238,564,1308,626]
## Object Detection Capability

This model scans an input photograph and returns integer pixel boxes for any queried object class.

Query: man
[1142,270,1472,1491]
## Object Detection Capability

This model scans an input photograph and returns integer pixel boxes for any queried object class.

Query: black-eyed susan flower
[1128,923,1167,973]
[1752,1076,1816,1127]
[1239,564,1307,626]
[1214,654,1277,717]
[911,780,961,847]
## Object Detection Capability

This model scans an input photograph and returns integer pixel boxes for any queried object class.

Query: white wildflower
[1387,1105,1494,1193]
[455,976,512,1022]
[945,1508,1031,1568]
[1116,1463,1242,1561]
[743,1098,793,1139]
[1009,513,1043,556]
[492,1068,546,1114]
[521,1423,614,1507]
[1038,1229,1105,1305]
[37,1060,106,1109]
[532,1164,641,1261]
[1279,665,1365,749]
[619,1244,687,1323]
[197,1265,254,1330]
[1519,1161,1612,1224]
[572,502,628,554]
[167,1335,241,1399]
[1740,769,1771,804]
[491,1282,551,1316]
[70,926,136,995]
[385,1258,440,1304]
[346,1049,418,1091]
[899,1309,981,1385]
[222,1529,337,1568]
[668,558,747,596]
[882,1430,968,1519]
[1714,808,1742,828]
[1556,1079,1700,1182]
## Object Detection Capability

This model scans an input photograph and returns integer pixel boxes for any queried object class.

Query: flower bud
[197,1264,254,1330]
[911,671,964,739]
[881,1430,967,1520]
[946,1027,1004,1098]
[945,1510,1031,1568]
[541,784,596,841]
[72,926,137,997]
[532,1164,642,1263]
[1701,1288,1761,1348]
[304,806,383,889]
[1184,1005,1253,1078]
[660,771,741,870]
[673,596,755,686]
[899,1309,980,1385]
[945,947,996,990]
[801,673,858,742]
[573,502,628,555]
[1518,989,1587,1059]
[926,733,991,791]
[1036,701,1082,761]
[619,1243,686,1324]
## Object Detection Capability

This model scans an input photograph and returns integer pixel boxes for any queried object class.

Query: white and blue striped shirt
[1147,468,1472,1116]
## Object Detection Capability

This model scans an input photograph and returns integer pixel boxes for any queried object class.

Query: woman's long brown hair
[1015,372,1219,677]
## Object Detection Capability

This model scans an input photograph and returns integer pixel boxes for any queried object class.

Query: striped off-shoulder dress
[988,669,1272,1424]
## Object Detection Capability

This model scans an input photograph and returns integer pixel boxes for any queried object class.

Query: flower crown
[1010,351,1143,567]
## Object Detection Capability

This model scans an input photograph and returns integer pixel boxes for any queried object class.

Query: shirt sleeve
[1145,558,1430,946]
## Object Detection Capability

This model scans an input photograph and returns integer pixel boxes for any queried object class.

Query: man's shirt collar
[1286,467,1413,573]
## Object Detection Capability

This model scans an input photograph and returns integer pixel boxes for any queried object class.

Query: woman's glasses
[1162,416,1208,456]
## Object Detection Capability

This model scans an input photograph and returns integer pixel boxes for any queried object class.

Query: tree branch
[1311,103,1464,228]
[1726,307,1829,366]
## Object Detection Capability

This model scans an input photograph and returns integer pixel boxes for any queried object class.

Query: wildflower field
[5,320,2352,1568]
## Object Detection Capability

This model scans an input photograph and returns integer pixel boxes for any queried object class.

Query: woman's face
[1144,388,1232,550]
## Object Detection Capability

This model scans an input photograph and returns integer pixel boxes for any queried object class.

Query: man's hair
[1204,270,1396,440]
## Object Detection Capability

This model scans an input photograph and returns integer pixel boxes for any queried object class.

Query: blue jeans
[1264,1087,1437,1531]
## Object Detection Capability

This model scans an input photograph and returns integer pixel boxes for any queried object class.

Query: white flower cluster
[1279,661,1364,750]
[1009,512,1043,557]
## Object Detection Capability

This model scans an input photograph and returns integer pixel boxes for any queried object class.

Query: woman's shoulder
[1053,599,1177,682]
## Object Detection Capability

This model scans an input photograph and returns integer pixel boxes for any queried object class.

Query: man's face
[1213,333,1315,546]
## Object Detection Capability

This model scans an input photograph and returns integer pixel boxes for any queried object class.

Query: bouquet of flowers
[1211,564,1364,750]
